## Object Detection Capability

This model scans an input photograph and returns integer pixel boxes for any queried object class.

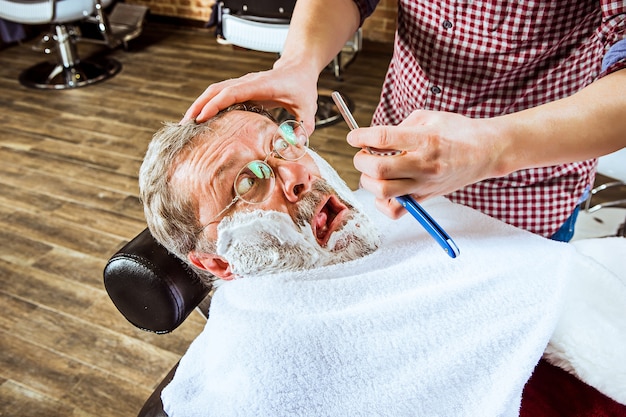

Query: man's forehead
[210,110,276,139]
[188,110,277,182]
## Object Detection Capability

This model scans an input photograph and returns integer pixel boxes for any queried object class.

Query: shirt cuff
[600,38,626,77]
[352,0,379,26]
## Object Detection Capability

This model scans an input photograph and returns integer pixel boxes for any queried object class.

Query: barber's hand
[181,63,319,135]
[347,110,503,219]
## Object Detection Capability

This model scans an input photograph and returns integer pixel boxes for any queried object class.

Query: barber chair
[584,148,626,213]
[214,0,361,127]
[104,228,626,417]
[0,0,148,89]
[575,148,626,239]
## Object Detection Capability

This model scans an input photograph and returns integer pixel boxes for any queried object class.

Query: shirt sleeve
[598,2,626,77]
[601,0,626,19]
[602,38,626,71]
[351,0,380,26]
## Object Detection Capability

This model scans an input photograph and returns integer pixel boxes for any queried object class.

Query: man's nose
[274,160,313,203]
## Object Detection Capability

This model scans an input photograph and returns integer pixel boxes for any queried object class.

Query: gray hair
[139,103,275,285]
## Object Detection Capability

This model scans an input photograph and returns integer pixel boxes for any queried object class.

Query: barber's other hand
[347,110,504,219]
[181,64,319,134]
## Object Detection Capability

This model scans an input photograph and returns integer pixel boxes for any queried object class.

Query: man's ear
[188,251,234,281]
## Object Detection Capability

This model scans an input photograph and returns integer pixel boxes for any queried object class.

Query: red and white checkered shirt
[354,0,626,236]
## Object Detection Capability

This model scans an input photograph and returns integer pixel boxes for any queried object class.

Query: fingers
[353,146,426,191]
[348,110,495,208]
[289,100,317,136]
[359,168,426,200]
[347,126,398,152]
[180,68,320,130]
[181,81,231,123]
[346,109,440,153]
[181,77,259,124]
[373,196,408,220]
[346,123,425,153]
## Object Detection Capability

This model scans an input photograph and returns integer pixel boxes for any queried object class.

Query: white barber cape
[161,191,624,417]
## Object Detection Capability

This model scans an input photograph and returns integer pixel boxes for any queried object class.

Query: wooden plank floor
[0,22,392,416]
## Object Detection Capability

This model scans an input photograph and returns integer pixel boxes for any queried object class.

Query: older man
[139,105,625,417]
[140,103,380,283]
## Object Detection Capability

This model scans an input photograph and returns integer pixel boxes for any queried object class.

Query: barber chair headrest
[103,228,211,334]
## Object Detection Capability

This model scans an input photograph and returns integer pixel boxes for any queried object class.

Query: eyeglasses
[198,120,309,232]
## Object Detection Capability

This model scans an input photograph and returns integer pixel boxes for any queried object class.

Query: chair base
[573,207,626,240]
[315,94,352,128]
[19,57,121,90]
[584,181,626,213]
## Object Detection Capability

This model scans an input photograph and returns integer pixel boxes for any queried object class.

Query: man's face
[172,111,380,278]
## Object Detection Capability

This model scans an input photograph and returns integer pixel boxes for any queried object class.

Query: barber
[182,0,626,242]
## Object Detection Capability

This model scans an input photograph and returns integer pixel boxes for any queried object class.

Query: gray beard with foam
[215,150,381,278]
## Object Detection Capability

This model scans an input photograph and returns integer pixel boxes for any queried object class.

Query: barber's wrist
[273,49,329,80]
[272,56,321,96]
[481,115,520,178]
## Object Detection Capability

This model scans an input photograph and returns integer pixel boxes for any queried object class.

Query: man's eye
[274,138,290,153]
[234,161,273,200]
[236,176,256,196]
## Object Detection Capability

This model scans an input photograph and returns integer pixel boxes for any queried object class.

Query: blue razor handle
[396,196,460,258]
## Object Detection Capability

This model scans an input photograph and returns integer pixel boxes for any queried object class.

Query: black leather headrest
[103,228,211,333]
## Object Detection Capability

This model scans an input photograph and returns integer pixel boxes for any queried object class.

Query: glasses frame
[196,120,309,234]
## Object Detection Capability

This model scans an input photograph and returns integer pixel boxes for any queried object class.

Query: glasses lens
[273,120,309,160]
[234,160,275,203]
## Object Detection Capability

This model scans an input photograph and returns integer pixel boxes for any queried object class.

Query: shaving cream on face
[214,149,381,278]
[216,210,325,276]
[306,150,362,210]
[216,208,380,278]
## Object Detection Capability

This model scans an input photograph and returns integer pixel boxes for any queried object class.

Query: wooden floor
[0,22,393,416]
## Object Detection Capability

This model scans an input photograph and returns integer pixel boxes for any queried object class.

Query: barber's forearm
[492,69,626,176]
[274,0,361,76]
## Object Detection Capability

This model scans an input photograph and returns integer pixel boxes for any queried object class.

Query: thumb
[293,102,317,136]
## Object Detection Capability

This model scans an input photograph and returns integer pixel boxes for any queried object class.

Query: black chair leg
[137,363,178,417]
[19,23,121,89]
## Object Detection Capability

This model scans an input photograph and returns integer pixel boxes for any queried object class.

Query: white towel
[162,192,584,417]
[544,237,626,405]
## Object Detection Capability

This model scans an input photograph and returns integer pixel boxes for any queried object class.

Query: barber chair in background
[585,148,626,213]
[104,227,626,417]
[574,148,626,240]
[0,0,148,89]
[214,0,361,127]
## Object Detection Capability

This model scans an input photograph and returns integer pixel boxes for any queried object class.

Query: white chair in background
[0,0,148,89]
[585,148,626,213]
[574,148,626,240]
[215,0,361,128]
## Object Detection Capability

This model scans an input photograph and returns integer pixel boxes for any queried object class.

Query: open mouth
[312,195,348,247]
